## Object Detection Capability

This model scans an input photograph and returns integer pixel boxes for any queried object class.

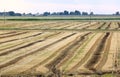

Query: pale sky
[0,0,120,14]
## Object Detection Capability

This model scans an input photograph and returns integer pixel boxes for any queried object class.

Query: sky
[0,0,120,14]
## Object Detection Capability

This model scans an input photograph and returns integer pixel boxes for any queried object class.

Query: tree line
[43,10,93,16]
[0,11,22,16]
[0,10,119,16]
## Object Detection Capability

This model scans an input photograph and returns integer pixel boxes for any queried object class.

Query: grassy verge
[1,16,120,21]
[1,18,120,21]
[0,28,119,33]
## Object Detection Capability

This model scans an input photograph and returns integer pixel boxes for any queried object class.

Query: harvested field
[0,21,120,77]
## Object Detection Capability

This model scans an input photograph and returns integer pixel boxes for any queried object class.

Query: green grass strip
[0,17,120,21]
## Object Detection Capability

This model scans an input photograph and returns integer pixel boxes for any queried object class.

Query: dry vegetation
[0,21,120,77]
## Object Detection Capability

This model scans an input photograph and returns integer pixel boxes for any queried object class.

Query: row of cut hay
[0,32,77,75]
[19,33,83,75]
[65,22,89,29]
[62,33,103,74]
[102,32,120,72]
[0,32,60,61]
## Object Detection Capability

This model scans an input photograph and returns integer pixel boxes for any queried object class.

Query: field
[0,19,120,77]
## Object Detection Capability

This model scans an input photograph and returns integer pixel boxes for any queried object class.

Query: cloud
[0,0,34,13]
[0,0,119,14]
